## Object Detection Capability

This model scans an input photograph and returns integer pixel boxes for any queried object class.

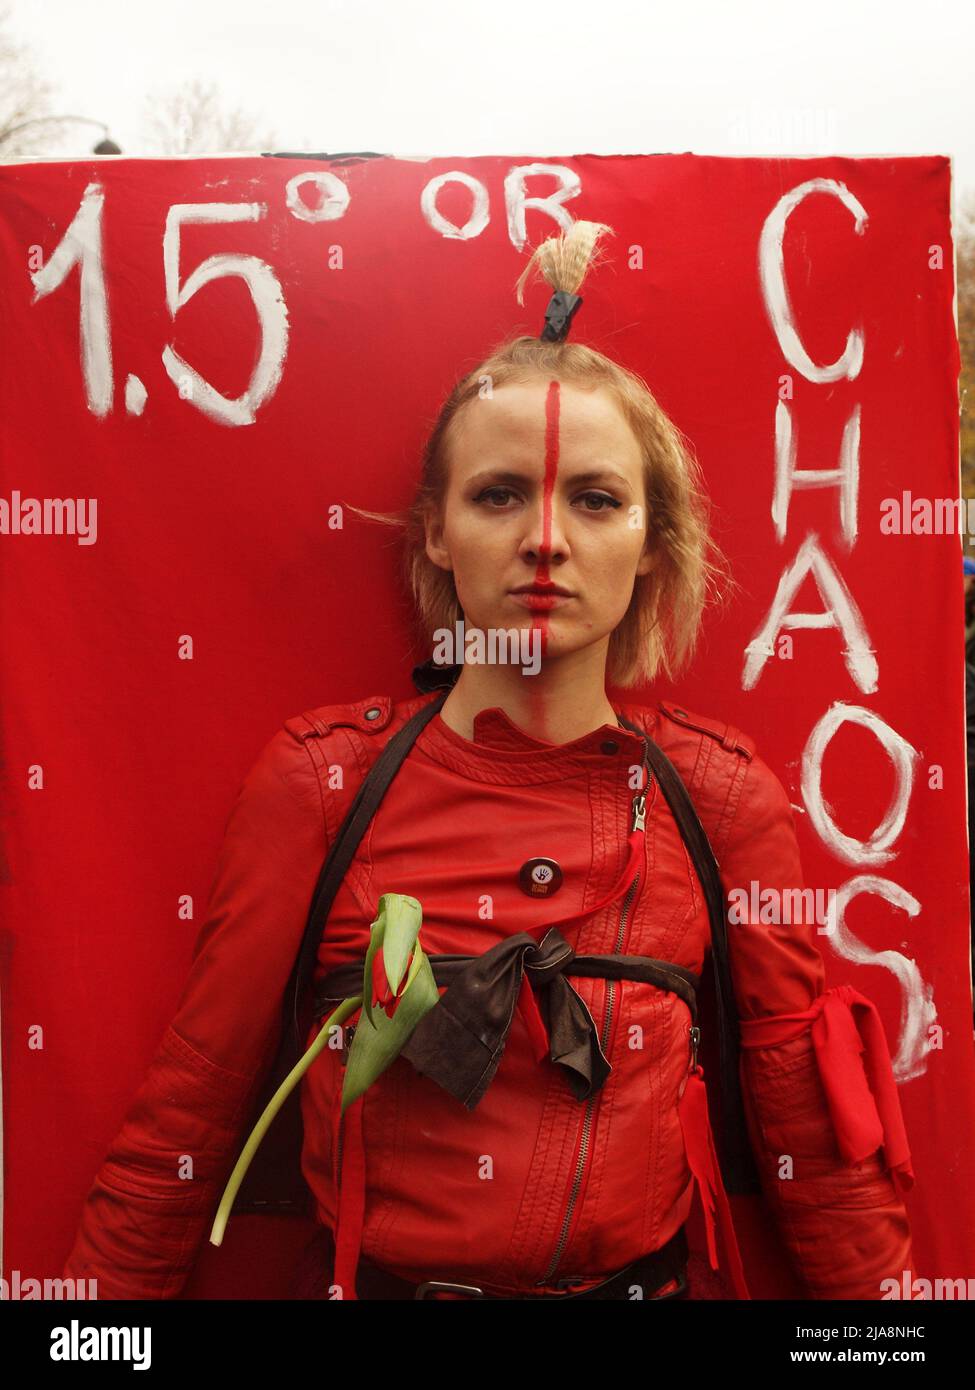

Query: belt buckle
[649,1270,689,1300]
[414,1280,485,1300]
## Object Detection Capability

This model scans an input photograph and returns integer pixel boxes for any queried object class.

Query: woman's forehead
[452,379,638,459]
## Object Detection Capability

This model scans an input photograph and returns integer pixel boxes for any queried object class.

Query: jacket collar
[416,701,650,786]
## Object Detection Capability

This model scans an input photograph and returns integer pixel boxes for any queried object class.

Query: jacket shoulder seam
[282,695,394,741]
[656,700,756,761]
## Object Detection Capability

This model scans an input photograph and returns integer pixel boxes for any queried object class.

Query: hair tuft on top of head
[514,219,615,308]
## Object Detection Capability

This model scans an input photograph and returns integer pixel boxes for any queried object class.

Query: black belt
[314,926,700,1110]
[353,1225,690,1301]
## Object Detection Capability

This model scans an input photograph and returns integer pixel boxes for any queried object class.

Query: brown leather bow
[400,927,612,1110]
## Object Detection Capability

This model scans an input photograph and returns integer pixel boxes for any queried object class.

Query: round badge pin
[518,857,563,898]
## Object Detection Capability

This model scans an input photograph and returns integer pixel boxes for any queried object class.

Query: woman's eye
[474,486,520,507]
[576,492,621,511]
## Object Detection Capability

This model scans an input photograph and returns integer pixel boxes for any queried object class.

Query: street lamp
[0,116,121,154]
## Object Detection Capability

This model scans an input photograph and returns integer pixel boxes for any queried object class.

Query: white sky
[6,0,974,214]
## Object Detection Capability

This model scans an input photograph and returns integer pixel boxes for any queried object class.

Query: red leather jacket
[63,690,915,1299]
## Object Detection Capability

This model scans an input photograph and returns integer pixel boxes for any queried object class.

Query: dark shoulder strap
[618,714,760,1196]
[283,689,449,1059]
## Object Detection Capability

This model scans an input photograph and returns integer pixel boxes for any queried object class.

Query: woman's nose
[518,499,569,563]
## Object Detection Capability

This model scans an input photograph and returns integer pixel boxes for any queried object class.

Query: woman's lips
[508,590,574,612]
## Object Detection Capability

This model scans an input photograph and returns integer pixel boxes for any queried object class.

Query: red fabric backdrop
[0,151,972,1297]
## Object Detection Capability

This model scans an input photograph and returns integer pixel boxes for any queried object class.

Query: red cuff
[739,985,914,1194]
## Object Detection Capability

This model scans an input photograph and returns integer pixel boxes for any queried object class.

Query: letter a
[742,531,878,693]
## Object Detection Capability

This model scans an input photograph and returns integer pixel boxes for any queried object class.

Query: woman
[64,222,914,1301]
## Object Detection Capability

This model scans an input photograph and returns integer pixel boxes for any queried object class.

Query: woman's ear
[424,505,452,573]
[633,495,656,578]
[636,531,657,578]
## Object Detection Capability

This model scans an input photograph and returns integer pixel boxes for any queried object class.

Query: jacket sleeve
[62,726,329,1299]
[718,749,915,1300]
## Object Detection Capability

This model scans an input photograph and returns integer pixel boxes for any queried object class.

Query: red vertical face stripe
[532,379,561,657]
[522,380,561,736]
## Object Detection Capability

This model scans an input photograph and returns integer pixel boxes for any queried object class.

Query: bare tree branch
[0,1,67,153]
[141,77,276,155]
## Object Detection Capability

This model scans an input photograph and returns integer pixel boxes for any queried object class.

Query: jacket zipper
[536,778,651,1286]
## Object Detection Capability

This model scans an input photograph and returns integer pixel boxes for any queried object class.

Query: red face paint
[539,380,560,589]
[523,380,560,735]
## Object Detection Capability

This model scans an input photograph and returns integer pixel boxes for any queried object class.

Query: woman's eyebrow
[466,466,632,489]
[466,468,532,489]
[568,468,632,489]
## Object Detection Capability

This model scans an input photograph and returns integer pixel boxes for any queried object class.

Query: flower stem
[209,994,363,1247]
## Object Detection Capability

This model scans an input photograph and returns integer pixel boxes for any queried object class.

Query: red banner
[0,151,971,1295]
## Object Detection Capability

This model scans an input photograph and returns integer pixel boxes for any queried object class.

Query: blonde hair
[353,220,734,688]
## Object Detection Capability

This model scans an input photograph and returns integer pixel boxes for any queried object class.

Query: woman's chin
[452,612,604,667]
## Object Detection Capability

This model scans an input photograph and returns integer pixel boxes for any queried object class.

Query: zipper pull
[340,1023,356,1069]
[678,1024,702,1102]
[631,765,653,832]
[632,771,653,831]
